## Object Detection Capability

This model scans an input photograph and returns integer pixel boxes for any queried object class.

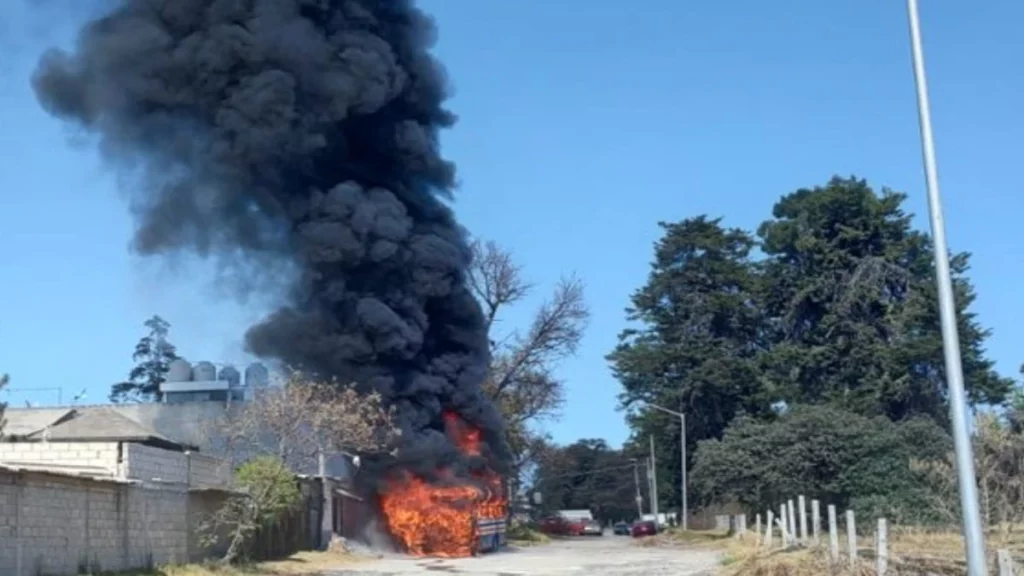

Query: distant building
[159,359,269,404]
[0,405,232,489]
[557,509,594,522]
[2,399,354,479]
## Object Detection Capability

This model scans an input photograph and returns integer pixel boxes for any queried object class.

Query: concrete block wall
[0,469,190,576]
[187,452,232,489]
[123,443,189,485]
[0,441,120,475]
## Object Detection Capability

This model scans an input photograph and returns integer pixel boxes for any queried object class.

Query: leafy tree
[608,216,771,511]
[692,404,951,525]
[610,176,1011,519]
[531,439,641,523]
[199,456,302,564]
[110,315,179,403]
[468,240,590,490]
[757,177,1011,421]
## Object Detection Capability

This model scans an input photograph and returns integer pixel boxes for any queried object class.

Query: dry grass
[89,551,368,576]
[506,522,552,547]
[648,526,1024,575]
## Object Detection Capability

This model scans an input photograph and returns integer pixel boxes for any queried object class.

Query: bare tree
[915,412,1024,533]
[201,371,401,562]
[468,240,590,477]
[217,369,401,472]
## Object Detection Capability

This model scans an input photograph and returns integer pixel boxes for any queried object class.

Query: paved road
[329,536,720,576]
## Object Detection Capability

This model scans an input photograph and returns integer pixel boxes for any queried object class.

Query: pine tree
[608,216,771,510]
[109,315,179,403]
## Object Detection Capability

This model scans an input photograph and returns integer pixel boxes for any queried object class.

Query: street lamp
[645,402,688,530]
[905,1,987,575]
[628,458,643,520]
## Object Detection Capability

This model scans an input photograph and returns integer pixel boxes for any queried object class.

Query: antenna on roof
[72,389,88,405]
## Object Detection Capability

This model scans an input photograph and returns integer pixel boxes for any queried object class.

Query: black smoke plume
[32,0,509,480]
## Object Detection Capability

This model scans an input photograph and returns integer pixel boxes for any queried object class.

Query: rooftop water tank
[192,361,217,382]
[245,362,269,388]
[219,365,241,387]
[166,359,192,382]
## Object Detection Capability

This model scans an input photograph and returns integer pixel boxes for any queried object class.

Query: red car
[539,516,585,536]
[631,520,658,538]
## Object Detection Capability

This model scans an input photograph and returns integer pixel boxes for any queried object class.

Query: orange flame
[378,411,508,557]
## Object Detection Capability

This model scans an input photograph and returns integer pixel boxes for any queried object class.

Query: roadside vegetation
[506,520,552,546]
[84,550,365,576]
[713,529,1024,575]
[640,525,1024,575]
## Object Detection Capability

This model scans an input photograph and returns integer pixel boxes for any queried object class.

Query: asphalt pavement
[327,534,720,576]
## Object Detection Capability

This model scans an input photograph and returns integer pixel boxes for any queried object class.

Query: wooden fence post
[787,500,796,545]
[798,495,808,543]
[811,499,820,544]
[876,518,888,575]
[780,504,789,545]
[997,549,1014,576]
[764,510,773,548]
[827,505,839,562]
[846,510,857,564]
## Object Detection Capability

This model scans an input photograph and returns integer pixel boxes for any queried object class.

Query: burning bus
[378,411,508,556]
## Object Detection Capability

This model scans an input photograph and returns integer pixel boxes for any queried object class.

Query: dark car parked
[612,522,631,536]
[631,520,658,538]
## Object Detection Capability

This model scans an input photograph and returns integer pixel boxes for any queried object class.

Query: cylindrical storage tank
[219,365,241,387]
[166,358,192,382]
[192,361,217,382]
[245,362,269,388]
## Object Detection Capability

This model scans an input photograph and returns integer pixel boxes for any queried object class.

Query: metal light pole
[905,1,988,574]
[648,435,659,520]
[648,403,688,530]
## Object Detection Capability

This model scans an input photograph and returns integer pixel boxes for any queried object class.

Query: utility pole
[632,459,643,519]
[905,1,987,574]
[649,435,659,520]
[679,413,687,530]
[318,450,332,549]
[645,403,688,530]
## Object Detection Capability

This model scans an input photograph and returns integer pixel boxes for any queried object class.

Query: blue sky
[2,1,1023,448]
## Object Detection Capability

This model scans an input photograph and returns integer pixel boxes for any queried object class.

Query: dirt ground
[326,535,720,576]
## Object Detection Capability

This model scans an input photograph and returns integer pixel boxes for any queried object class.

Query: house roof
[2,407,191,450]
[1,408,76,437]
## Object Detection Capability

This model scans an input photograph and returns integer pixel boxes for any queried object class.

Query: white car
[581,520,603,536]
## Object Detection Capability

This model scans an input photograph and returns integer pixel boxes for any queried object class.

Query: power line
[532,462,641,484]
